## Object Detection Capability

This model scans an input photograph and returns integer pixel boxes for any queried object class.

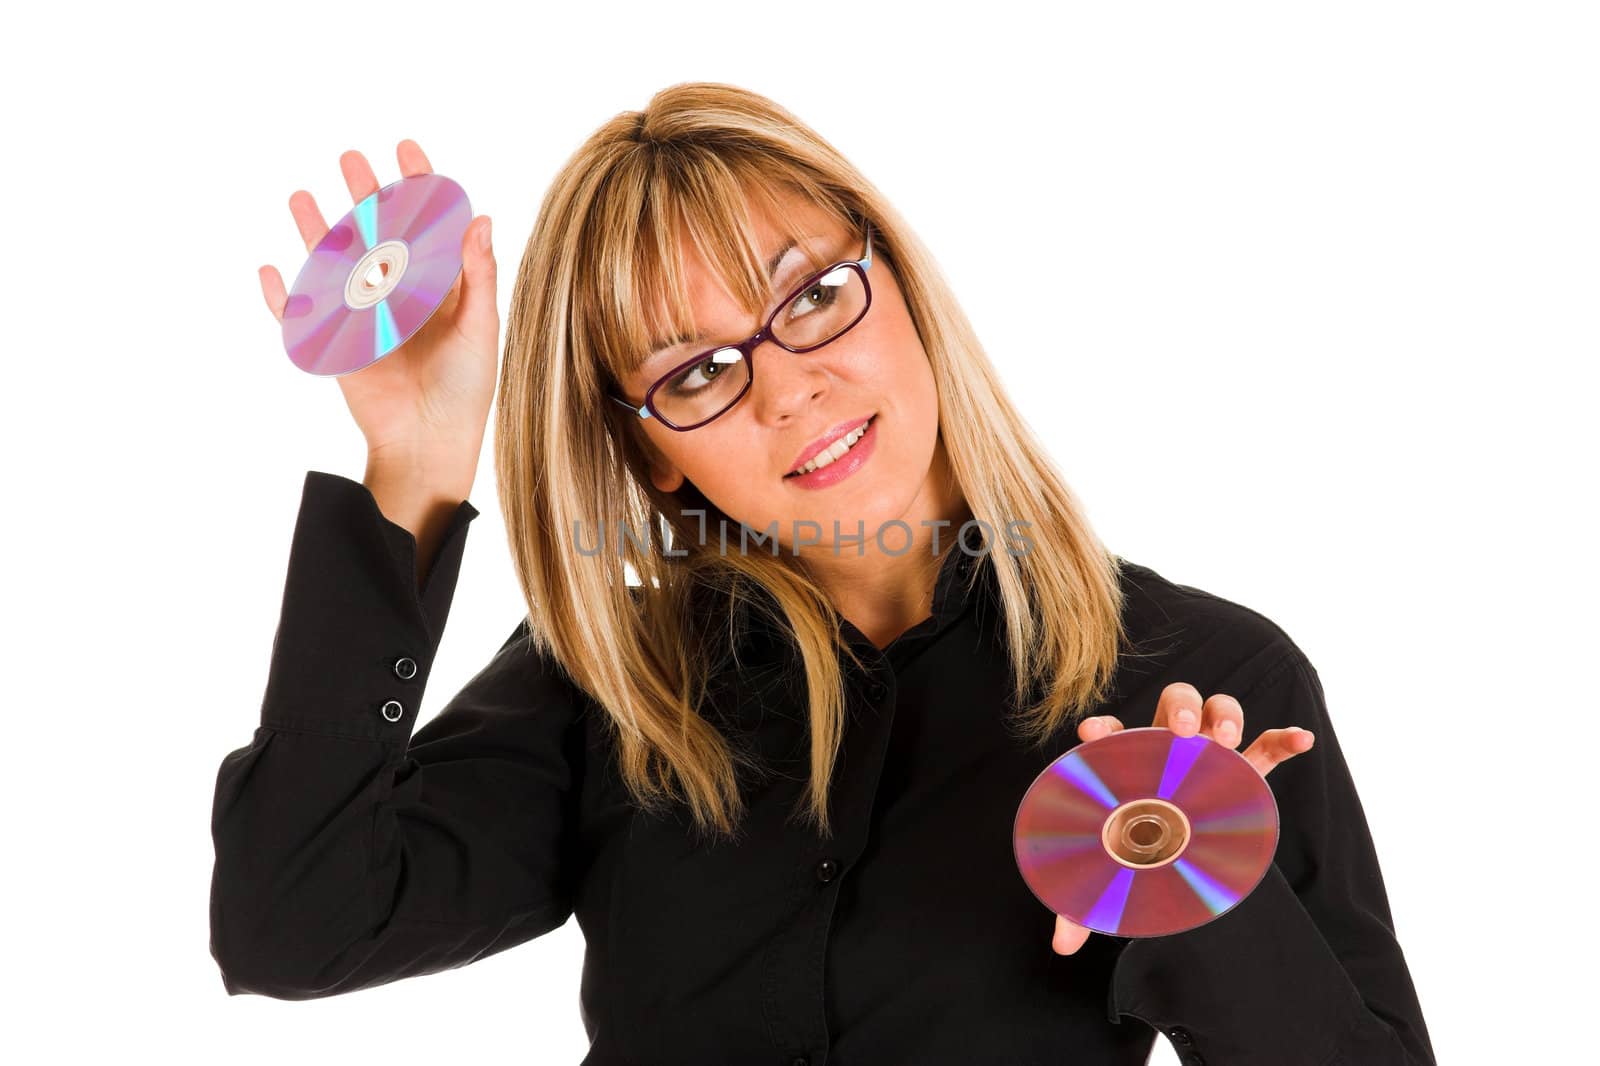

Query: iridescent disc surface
[281,172,471,376]
[1013,726,1279,938]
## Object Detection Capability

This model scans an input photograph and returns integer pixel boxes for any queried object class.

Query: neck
[795,438,970,651]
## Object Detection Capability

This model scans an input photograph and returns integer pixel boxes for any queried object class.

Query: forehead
[682,189,838,276]
[665,227,840,330]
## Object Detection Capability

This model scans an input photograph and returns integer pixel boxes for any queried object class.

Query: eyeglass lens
[651,263,868,428]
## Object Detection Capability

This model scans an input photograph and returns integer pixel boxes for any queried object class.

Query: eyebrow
[643,237,804,355]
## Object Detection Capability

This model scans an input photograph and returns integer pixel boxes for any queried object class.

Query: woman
[211,82,1435,1065]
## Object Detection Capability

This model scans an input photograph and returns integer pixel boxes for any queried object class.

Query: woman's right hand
[258,139,499,490]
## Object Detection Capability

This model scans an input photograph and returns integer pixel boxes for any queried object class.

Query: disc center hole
[1128,819,1162,846]
[343,240,410,311]
[1102,797,1191,869]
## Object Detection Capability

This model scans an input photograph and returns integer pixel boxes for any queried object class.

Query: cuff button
[380,699,404,723]
[393,656,418,680]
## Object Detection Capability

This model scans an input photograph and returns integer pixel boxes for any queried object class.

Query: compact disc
[281,172,472,376]
[1013,726,1279,938]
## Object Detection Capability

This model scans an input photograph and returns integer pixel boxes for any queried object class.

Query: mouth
[784,413,877,479]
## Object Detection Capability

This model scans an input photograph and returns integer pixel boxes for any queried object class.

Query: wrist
[364,445,479,501]
[363,455,476,536]
[360,467,476,588]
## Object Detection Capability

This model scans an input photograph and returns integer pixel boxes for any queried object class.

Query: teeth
[791,418,871,476]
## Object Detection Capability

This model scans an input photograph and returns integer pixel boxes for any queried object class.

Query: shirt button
[1167,1026,1194,1046]
[789,1057,809,1066]
[814,858,839,883]
[379,699,404,723]
[392,656,418,680]
[865,680,886,702]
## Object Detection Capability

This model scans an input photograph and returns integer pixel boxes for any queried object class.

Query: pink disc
[1013,726,1279,938]
[281,172,471,376]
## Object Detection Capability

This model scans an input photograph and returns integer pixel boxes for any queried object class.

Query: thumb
[453,214,498,346]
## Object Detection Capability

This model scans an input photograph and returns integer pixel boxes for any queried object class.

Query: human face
[618,193,944,556]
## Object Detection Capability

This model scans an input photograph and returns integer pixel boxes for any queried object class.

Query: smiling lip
[784,414,878,490]
[786,414,875,476]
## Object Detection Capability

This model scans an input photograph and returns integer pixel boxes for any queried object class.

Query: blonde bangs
[574,144,853,389]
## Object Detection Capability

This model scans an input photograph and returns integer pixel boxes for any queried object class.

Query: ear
[649,458,685,494]
[635,429,685,493]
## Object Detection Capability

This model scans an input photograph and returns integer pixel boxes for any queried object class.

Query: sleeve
[1105,650,1436,1066]
[208,470,585,999]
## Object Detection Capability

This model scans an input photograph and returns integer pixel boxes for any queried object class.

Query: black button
[789,1058,809,1066]
[814,858,839,883]
[865,681,887,702]
[393,656,418,680]
[380,699,404,723]
[1167,1026,1193,1046]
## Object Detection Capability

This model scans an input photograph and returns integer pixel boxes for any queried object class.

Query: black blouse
[209,471,1436,1066]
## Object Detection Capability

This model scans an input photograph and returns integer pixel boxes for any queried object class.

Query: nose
[748,341,832,425]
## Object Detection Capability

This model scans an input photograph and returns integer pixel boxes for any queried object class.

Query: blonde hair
[495,81,1129,843]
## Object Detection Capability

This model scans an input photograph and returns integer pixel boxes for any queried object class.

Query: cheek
[875,316,939,427]
[664,432,766,505]
[866,279,931,387]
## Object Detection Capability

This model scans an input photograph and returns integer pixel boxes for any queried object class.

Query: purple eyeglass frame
[608,222,876,431]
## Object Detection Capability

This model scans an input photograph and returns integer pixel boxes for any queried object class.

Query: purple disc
[1013,726,1279,938]
[281,172,472,376]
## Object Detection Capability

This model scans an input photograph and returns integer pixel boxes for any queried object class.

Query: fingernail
[1175,710,1195,729]
[479,217,492,250]
[1219,721,1238,742]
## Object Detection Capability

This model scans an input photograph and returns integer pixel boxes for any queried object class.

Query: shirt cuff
[258,470,480,742]
[1107,861,1422,1066]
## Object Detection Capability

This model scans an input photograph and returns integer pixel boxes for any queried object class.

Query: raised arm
[208,471,584,999]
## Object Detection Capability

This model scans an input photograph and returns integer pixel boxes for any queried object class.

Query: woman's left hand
[1050,681,1317,956]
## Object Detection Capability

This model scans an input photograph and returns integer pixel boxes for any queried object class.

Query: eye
[785,266,850,321]
[665,346,742,396]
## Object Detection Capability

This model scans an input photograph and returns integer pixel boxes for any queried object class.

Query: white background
[4,1,1592,1062]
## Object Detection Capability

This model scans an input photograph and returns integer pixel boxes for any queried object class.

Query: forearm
[1106,862,1434,1065]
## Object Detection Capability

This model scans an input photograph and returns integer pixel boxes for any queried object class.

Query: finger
[1153,681,1204,736]
[1053,914,1092,956]
[339,148,381,208]
[286,144,425,260]
[287,189,331,253]
[451,213,498,347]
[259,263,288,322]
[1241,726,1316,777]
[397,138,433,177]
[1076,714,1125,744]
[1201,692,1244,749]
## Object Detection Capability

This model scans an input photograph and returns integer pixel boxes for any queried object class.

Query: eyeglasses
[608,223,875,431]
